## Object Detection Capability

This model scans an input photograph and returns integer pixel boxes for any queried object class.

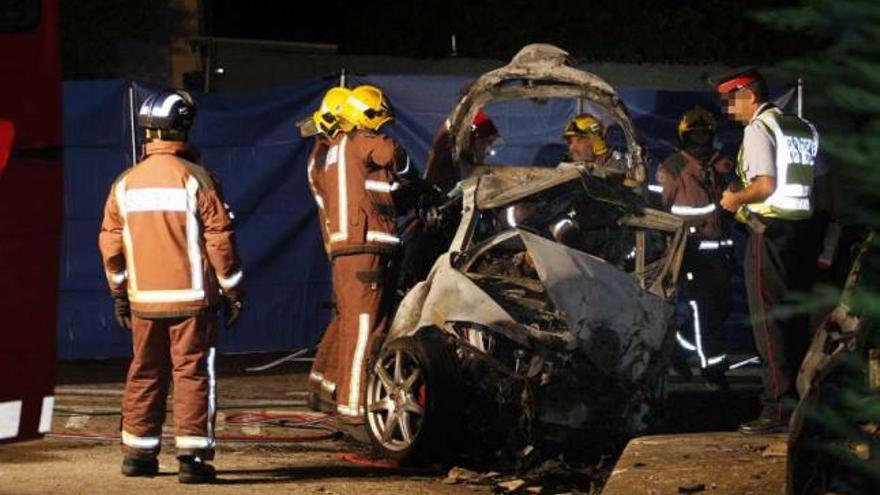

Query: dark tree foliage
[758,0,880,490]
[758,0,880,228]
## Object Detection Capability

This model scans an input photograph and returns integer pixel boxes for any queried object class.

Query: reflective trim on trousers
[122,430,160,450]
[206,346,216,444]
[676,332,697,351]
[347,313,370,415]
[337,404,364,416]
[175,436,215,449]
[689,300,708,368]
[309,371,336,396]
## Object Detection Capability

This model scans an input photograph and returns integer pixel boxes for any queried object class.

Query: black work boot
[738,417,789,435]
[121,456,159,477]
[178,455,216,484]
[701,361,730,391]
[670,349,694,380]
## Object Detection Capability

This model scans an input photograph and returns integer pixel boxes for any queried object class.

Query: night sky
[206,0,814,65]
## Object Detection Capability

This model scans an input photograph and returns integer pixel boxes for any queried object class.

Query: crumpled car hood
[391,228,674,385]
[519,230,672,383]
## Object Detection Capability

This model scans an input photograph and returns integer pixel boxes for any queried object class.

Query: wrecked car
[364,44,687,466]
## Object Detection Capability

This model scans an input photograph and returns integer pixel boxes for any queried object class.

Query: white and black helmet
[137,90,195,132]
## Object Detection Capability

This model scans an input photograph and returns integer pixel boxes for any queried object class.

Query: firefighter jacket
[657,149,732,240]
[311,129,408,258]
[736,106,819,220]
[99,140,244,317]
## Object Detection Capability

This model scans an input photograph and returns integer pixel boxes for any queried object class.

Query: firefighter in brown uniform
[305,86,353,409]
[309,85,410,423]
[656,107,734,388]
[99,91,244,483]
[715,68,819,434]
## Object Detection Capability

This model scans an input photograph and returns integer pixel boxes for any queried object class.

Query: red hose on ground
[337,453,400,469]
[47,411,342,443]
[47,429,339,443]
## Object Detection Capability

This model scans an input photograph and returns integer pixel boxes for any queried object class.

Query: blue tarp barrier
[59,75,754,360]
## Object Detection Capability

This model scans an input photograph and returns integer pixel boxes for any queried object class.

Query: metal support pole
[339,68,347,88]
[797,77,803,118]
[128,84,137,167]
[204,40,213,93]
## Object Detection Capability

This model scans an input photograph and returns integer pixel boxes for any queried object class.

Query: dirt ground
[0,353,771,495]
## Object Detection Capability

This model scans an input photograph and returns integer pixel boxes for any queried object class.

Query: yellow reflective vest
[735,107,819,221]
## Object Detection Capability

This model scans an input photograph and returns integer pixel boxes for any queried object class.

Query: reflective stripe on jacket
[99,140,244,317]
[737,107,818,220]
[657,149,732,240]
[308,137,332,258]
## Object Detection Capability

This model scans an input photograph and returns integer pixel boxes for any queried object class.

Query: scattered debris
[443,466,502,485]
[761,442,787,458]
[497,479,527,492]
[677,483,706,493]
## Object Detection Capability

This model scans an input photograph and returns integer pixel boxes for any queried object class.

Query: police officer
[715,68,820,434]
[99,90,244,482]
[310,85,411,425]
[657,107,734,388]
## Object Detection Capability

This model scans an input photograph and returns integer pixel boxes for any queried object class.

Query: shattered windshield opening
[472,98,628,169]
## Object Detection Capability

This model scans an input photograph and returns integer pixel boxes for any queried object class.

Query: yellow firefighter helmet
[677,106,717,140]
[340,85,394,131]
[563,113,608,156]
[312,87,353,138]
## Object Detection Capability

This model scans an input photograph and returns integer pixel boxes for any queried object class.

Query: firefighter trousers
[121,312,218,460]
[677,244,732,368]
[744,217,817,421]
[309,252,392,420]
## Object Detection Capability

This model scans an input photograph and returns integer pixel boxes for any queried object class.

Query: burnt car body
[364,44,687,465]
[786,233,879,495]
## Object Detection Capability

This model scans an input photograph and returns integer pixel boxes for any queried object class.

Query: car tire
[364,331,460,465]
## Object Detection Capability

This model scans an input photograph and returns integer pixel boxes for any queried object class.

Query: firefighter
[657,106,734,389]
[424,109,501,193]
[309,85,410,425]
[563,113,612,166]
[715,68,820,434]
[469,110,501,163]
[305,86,353,411]
[99,90,244,483]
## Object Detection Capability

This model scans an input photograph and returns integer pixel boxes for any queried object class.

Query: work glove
[223,295,244,328]
[112,293,131,330]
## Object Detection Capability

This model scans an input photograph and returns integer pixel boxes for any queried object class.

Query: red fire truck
[0,0,62,444]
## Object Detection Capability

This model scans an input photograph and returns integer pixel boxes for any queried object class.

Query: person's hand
[720,189,740,213]
[223,295,244,328]
[112,293,131,330]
